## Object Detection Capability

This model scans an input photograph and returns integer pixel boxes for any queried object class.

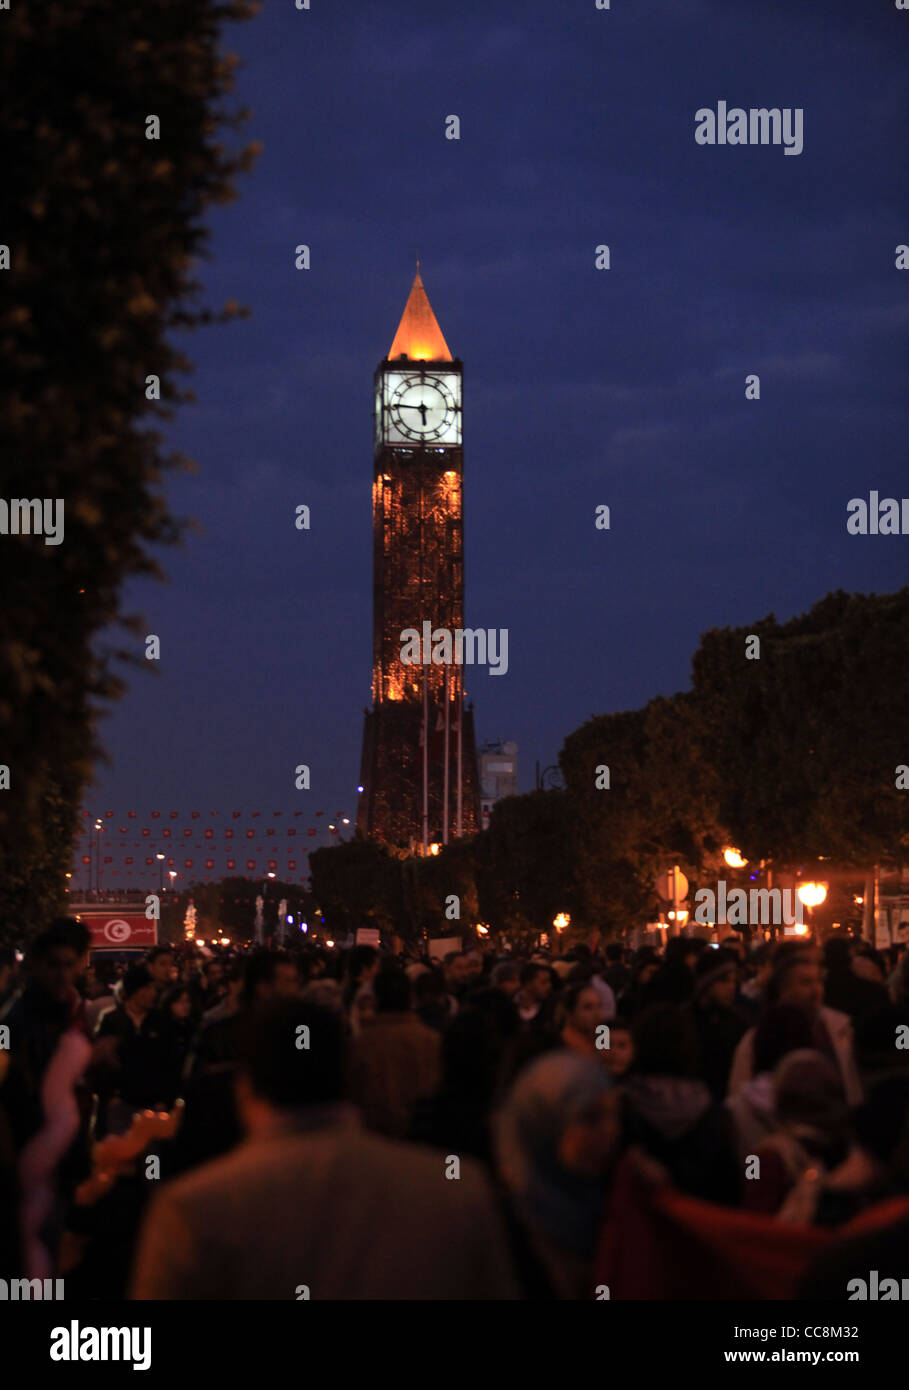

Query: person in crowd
[622,1004,740,1206]
[82,959,118,1032]
[725,1003,815,1163]
[637,937,703,1011]
[494,1051,621,1299]
[514,962,555,1027]
[145,946,175,999]
[742,1049,850,1219]
[556,981,609,1060]
[822,935,890,1020]
[684,948,747,1100]
[727,947,862,1105]
[490,960,521,1000]
[602,943,630,997]
[601,1016,634,1080]
[463,949,485,985]
[341,944,379,1012]
[201,960,245,1026]
[737,941,773,1020]
[157,986,196,1106]
[348,967,440,1138]
[617,948,660,1017]
[441,951,472,1017]
[413,968,451,1032]
[807,1074,909,1228]
[131,1000,520,1299]
[191,957,225,1014]
[94,965,169,1135]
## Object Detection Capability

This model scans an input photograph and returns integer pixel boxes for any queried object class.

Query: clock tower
[357,266,480,848]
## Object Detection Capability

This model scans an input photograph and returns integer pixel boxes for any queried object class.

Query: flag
[192,811,200,819]
[227,858,236,870]
[81,855,91,864]
[308,829,316,837]
[288,860,296,870]
[125,857,133,865]
[232,811,241,818]
[170,812,178,819]
[204,828,213,839]
[246,829,254,838]
[225,829,234,838]
[205,859,214,869]
[246,859,255,871]
[142,828,150,836]
[152,811,160,819]
[185,859,193,868]
[128,811,136,819]
[145,858,153,866]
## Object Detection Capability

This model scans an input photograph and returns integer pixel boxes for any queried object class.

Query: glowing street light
[724,848,747,869]
[553,912,571,932]
[797,882,827,908]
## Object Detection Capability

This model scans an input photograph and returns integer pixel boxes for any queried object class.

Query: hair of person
[29,918,91,961]
[631,1003,699,1078]
[765,951,817,1005]
[520,961,550,986]
[373,965,411,1013]
[146,945,173,965]
[122,963,154,1000]
[491,960,520,987]
[159,984,192,1014]
[239,999,346,1108]
[243,950,279,1002]
[346,945,378,980]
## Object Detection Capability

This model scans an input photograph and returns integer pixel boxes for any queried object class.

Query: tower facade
[357,268,480,848]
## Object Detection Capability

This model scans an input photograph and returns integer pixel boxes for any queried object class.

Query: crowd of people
[1,922,908,1299]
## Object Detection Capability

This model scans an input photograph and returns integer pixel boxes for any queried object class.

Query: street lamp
[156,853,165,892]
[724,847,747,869]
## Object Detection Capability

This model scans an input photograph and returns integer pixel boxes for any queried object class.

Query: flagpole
[456,668,463,837]
[422,666,429,855]
[443,665,450,845]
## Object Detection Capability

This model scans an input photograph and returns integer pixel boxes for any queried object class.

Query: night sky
[79,1,908,887]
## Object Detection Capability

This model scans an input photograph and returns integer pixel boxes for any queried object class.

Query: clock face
[381,371,461,445]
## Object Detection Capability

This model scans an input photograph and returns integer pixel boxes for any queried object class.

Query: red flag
[81,855,91,864]
[288,829,296,837]
[308,828,316,837]
[125,857,133,865]
[152,811,161,819]
[252,811,260,818]
[163,829,171,838]
[288,860,296,870]
[205,859,214,869]
[233,811,241,818]
[267,828,275,837]
[246,859,255,871]
[268,860,277,871]
[225,829,234,838]
[185,859,193,868]
[128,811,136,819]
[170,812,178,819]
[227,858,236,870]
[104,856,112,863]
[167,858,175,867]
[315,811,323,817]
[204,828,213,839]
[145,858,153,866]
[246,829,254,839]
[142,828,150,836]
[191,811,200,819]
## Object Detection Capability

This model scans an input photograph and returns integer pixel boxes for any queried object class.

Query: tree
[691,589,909,866]
[0,0,260,933]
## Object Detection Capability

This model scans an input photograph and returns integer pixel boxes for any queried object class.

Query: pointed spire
[388,265,452,362]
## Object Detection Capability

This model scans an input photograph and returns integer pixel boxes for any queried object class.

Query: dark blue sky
[80,0,908,886]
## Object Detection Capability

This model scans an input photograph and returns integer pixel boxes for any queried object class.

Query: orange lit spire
[387,264,452,362]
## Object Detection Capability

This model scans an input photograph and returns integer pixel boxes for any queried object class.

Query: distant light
[854,895,864,906]
[724,848,747,869]
[476,924,489,936]
[797,882,827,908]
[553,912,570,932]
[267,871,276,879]
[429,842,440,856]
[156,853,165,861]
[286,914,294,925]
[342,817,350,825]
[326,939,335,948]
[357,785,364,794]
[301,923,308,933]
[219,936,230,945]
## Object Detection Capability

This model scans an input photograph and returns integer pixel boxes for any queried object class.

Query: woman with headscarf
[493,1051,620,1298]
[743,1048,849,1219]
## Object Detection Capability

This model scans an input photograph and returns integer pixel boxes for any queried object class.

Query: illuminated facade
[357,267,480,847]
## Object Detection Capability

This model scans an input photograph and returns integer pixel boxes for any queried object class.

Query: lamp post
[156,853,165,892]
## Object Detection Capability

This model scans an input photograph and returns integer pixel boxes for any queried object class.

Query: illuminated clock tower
[357,266,480,848]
